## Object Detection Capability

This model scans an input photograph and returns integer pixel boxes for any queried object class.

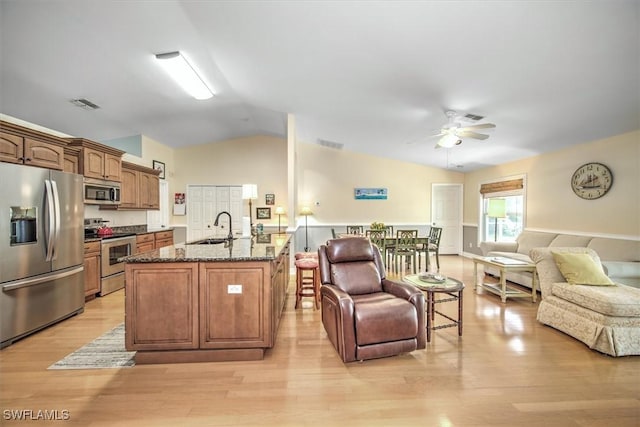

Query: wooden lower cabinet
[124,242,290,364]
[136,233,155,254]
[199,263,269,348]
[125,263,199,351]
[154,230,173,249]
[83,241,101,300]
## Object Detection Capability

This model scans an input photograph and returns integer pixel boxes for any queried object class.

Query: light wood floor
[1,255,639,426]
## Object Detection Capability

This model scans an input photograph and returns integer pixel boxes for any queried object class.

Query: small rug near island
[48,323,135,370]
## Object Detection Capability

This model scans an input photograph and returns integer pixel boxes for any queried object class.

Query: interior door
[187,185,242,241]
[431,183,462,255]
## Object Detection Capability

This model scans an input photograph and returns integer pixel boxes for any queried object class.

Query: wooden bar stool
[294,254,320,309]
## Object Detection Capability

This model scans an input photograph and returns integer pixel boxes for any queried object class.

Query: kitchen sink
[189,238,236,245]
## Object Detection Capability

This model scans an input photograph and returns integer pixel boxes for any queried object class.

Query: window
[480,177,525,242]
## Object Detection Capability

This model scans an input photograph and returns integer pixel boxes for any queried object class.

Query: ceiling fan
[433,110,496,148]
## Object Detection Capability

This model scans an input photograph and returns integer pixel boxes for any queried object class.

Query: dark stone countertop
[120,233,292,263]
[84,225,175,242]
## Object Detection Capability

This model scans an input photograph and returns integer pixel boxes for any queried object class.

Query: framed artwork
[256,207,271,220]
[257,234,272,244]
[152,160,166,179]
[265,193,275,205]
[354,187,387,200]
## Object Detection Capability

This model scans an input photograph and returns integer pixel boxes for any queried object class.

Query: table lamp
[242,184,258,234]
[300,206,313,252]
[487,198,506,242]
[274,206,286,233]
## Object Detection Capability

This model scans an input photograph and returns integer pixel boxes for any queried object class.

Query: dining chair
[365,229,387,268]
[331,228,337,239]
[418,226,442,271]
[383,225,395,265]
[346,225,364,235]
[392,229,418,274]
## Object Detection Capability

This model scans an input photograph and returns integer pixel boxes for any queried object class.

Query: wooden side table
[473,256,537,303]
[403,275,464,342]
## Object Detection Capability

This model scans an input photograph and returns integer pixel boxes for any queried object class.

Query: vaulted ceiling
[1,1,638,171]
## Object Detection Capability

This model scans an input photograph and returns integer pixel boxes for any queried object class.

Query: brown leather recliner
[318,237,426,362]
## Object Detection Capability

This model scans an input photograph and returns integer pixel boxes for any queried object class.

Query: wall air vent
[463,113,484,121]
[70,98,100,110]
[317,138,344,150]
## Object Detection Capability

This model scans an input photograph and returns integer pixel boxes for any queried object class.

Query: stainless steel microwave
[83,177,121,205]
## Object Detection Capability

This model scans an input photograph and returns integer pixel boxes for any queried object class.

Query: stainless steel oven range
[100,234,136,296]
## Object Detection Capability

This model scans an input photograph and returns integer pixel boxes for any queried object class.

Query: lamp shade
[487,199,507,218]
[299,206,313,216]
[274,206,286,215]
[242,184,258,200]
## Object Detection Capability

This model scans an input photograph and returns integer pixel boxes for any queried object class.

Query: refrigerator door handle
[2,265,84,292]
[44,179,55,261]
[51,179,61,260]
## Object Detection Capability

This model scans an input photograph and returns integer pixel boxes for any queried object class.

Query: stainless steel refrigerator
[1,162,84,348]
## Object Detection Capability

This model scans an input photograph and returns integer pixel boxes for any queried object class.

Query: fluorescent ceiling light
[155,51,214,100]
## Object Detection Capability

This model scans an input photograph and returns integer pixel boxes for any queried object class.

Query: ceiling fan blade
[460,123,496,130]
[457,130,490,140]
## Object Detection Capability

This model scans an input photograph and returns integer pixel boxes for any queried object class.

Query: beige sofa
[530,247,640,357]
[480,231,640,289]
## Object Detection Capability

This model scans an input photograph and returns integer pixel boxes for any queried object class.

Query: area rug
[48,323,135,370]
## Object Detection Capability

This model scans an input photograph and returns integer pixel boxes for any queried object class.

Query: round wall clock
[571,162,613,200]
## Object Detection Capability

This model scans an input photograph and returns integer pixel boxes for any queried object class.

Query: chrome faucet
[213,211,233,241]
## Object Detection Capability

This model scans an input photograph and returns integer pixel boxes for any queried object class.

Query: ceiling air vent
[70,98,100,110]
[463,113,484,122]
[317,138,344,150]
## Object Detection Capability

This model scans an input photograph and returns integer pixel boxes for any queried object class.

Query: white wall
[463,130,640,238]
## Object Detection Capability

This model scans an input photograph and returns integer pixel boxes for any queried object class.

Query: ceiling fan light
[437,134,461,148]
[155,51,214,100]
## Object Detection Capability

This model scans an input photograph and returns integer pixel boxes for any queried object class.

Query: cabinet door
[136,241,155,254]
[83,147,105,179]
[63,153,79,174]
[139,172,160,209]
[0,132,24,164]
[125,263,199,351]
[83,241,101,299]
[154,230,173,249]
[136,232,155,254]
[24,138,64,170]
[199,263,269,348]
[84,254,101,298]
[104,153,122,181]
[120,168,139,208]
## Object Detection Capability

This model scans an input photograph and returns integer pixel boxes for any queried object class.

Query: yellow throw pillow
[551,252,615,286]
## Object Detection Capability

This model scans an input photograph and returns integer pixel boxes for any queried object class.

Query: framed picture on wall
[153,160,166,179]
[256,207,271,220]
[265,193,275,205]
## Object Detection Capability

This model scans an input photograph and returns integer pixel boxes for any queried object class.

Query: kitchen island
[122,233,291,364]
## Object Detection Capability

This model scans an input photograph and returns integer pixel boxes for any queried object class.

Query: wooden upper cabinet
[104,153,122,181]
[120,167,139,208]
[140,172,160,209]
[24,138,64,170]
[63,146,80,174]
[0,132,24,164]
[0,122,67,171]
[105,161,160,210]
[67,138,124,181]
